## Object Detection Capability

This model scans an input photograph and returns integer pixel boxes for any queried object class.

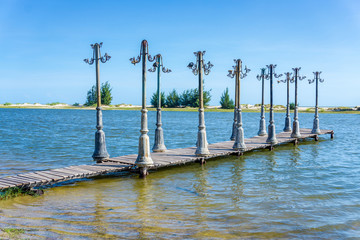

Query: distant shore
[1,103,359,114]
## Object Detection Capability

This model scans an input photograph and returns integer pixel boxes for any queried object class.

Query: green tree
[85,81,113,106]
[165,89,180,108]
[180,89,193,107]
[220,88,235,109]
[101,81,113,105]
[180,88,211,107]
[150,92,166,108]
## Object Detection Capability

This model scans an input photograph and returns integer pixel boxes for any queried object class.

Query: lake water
[0,109,359,239]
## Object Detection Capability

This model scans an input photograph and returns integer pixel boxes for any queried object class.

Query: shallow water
[0,109,359,239]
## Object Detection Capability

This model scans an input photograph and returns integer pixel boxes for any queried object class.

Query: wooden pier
[0,128,333,191]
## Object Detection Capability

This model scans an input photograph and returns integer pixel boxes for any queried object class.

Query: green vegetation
[85,81,113,106]
[73,102,80,106]
[165,89,180,108]
[290,102,295,110]
[150,88,211,108]
[1,228,25,239]
[150,91,166,108]
[179,88,211,107]
[0,187,43,200]
[3,102,11,106]
[219,88,234,109]
[48,102,64,106]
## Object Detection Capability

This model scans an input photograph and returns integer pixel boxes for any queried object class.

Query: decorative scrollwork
[100,53,111,63]
[227,70,235,78]
[84,58,94,65]
[256,68,267,81]
[292,67,306,81]
[309,71,324,84]
[240,66,251,79]
[265,64,282,80]
[187,62,198,75]
[148,62,158,72]
[278,72,293,83]
[204,61,213,75]
[84,42,110,65]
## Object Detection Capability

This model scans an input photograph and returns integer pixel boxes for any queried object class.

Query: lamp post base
[311,118,321,134]
[136,133,154,167]
[258,118,267,136]
[291,120,301,138]
[284,117,292,132]
[152,127,167,152]
[195,130,210,156]
[92,130,110,163]
[266,124,278,144]
[233,127,246,151]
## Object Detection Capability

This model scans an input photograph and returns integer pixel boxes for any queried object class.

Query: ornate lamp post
[187,51,213,156]
[84,42,111,162]
[265,64,282,144]
[278,72,293,132]
[256,68,267,136]
[130,40,156,176]
[229,68,238,141]
[227,59,250,151]
[309,71,324,134]
[291,67,306,138]
[148,54,171,152]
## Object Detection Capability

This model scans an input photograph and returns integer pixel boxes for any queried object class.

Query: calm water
[0,109,359,239]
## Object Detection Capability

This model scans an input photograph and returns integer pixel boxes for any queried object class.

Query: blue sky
[0,0,359,107]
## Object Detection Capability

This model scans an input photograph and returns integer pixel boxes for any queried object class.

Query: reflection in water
[230,157,245,207]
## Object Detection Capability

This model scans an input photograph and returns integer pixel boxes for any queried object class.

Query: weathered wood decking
[0,128,333,191]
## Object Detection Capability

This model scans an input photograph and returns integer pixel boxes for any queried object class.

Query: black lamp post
[187,51,213,156]
[227,59,250,151]
[291,67,306,138]
[278,72,293,132]
[256,68,267,136]
[148,54,171,152]
[309,71,324,134]
[265,64,282,144]
[84,42,111,163]
[130,40,156,177]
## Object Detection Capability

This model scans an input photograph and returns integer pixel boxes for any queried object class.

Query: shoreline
[0,105,359,114]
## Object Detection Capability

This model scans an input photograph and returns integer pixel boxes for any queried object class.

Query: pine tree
[165,89,180,108]
[150,92,166,108]
[220,88,235,109]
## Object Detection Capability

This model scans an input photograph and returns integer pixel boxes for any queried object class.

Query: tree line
[151,89,211,108]
[84,82,239,109]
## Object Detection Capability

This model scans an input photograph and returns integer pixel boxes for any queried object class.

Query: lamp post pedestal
[92,107,109,162]
[153,108,167,152]
[195,108,210,155]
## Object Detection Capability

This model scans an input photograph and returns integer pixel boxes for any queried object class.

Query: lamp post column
[130,40,156,177]
[278,72,293,132]
[227,59,250,151]
[257,68,267,136]
[291,67,306,138]
[266,64,282,144]
[230,73,238,140]
[309,71,324,134]
[84,42,111,163]
[149,54,171,152]
[187,51,213,156]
